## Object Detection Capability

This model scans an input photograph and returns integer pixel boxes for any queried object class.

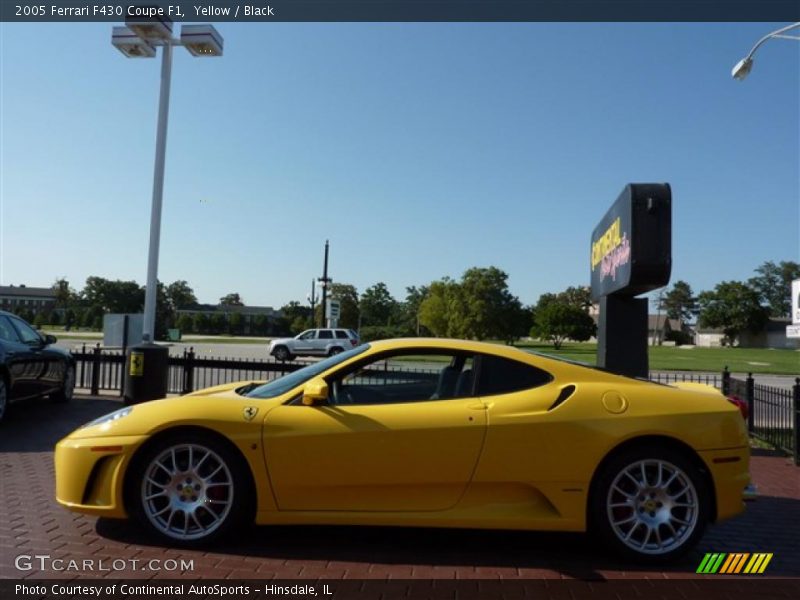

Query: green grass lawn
[514,341,799,375]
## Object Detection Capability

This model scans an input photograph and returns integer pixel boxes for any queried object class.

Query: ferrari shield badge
[243,406,259,421]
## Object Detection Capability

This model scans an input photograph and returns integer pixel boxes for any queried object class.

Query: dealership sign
[590,183,672,301]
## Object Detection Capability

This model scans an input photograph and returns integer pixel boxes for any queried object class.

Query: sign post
[591,183,672,378]
[787,279,800,339]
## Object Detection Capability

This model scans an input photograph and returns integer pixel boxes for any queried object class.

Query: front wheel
[128,434,251,546]
[591,447,709,563]
[272,346,293,362]
[51,365,75,403]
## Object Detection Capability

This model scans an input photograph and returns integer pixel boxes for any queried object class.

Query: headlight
[82,407,133,429]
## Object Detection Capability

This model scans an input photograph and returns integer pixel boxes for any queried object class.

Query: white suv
[268,328,360,361]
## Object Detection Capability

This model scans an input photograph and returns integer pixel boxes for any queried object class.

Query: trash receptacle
[167,328,181,342]
[124,343,169,405]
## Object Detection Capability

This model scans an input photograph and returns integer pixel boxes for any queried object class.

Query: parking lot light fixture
[731,22,800,81]
[111,19,224,342]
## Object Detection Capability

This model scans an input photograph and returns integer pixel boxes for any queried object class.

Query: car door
[313,329,334,354]
[263,350,487,512]
[293,330,317,354]
[0,315,43,400]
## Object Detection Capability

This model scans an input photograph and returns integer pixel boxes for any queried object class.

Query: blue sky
[1,22,798,309]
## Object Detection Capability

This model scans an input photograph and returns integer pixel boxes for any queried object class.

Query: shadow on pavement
[0,394,122,452]
[98,506,800,579]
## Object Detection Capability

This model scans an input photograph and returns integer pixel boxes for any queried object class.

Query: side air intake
[548,385,576,411]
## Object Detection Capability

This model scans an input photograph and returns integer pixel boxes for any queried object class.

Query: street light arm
[743,22,800,61]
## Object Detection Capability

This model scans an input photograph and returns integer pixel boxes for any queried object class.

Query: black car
[0,310,75,422]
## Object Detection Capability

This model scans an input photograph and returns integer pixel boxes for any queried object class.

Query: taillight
[727,395,749,420]
[351,339,357,346]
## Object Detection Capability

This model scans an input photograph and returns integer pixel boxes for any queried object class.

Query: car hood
[65,383,281,440]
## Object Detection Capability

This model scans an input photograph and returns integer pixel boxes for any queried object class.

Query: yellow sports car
[55,338,751,562]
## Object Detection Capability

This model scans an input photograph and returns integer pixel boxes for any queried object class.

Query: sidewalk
[1,395,797,580]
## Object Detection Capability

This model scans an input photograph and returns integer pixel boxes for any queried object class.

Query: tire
[273,346,292,362]
[590,445,709,563]
[51,365,75,403]
[0,376,8,423]
[127,432,252,547]
[328,346,344,357]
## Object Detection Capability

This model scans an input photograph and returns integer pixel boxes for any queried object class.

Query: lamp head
[181,25,224,57]
[732,57,753,80]
[111,27,156,58]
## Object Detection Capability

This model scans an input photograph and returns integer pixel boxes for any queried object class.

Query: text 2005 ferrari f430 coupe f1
[55,338,751,562]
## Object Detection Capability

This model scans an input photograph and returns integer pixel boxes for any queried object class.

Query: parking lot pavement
[1,396,798,581]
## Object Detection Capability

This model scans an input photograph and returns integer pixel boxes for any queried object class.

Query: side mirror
[302,378,329,406]
[44,334,57,345]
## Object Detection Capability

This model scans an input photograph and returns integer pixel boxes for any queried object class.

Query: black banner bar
[2,0,800,23]
[3,579,800,600]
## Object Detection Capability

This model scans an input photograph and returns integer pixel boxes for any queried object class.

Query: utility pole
[308,279,317,327]
[317,240,332,328]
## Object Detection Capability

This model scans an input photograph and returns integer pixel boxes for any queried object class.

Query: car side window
[9,316,42,345]
[335,330,348,339]
[0,316,22,343]
[329,351,475,406]
[476,355,553,396]
[298,330,316,340]
[318,330,333,339]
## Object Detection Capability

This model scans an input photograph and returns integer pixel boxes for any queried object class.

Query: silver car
[268,328,360,361]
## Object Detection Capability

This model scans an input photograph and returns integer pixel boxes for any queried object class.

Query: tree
[748,260,800,317]
[697,281,769,346]
[166,280,197,310]
[176,314,194,333]
[658,280,698,324]
[530,288,597,350]
[359,282,398,327]
[193,313,209,334]
[418,278,460,337]
[228,312,243,335]
[277,301,311,335]
[401,285,430,335]
[417,268,526,341]
[219,293,244,307]
[52,278,76,308]
[81,277,144,314]
[558,286,593,310]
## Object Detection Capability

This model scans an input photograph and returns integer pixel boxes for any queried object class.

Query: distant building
[0,284,56,314]
[696,317,799,349]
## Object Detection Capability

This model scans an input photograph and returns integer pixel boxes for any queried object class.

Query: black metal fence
[70,346,799,463]
[71,344,312,396]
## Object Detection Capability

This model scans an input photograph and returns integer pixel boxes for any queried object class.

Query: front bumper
[55,434,147,518]
[743,483,758,501]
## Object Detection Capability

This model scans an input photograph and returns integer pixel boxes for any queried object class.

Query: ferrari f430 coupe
[55,339,751,562]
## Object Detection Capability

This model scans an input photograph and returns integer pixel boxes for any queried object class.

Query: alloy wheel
[606,459,699,555]
[140,443,234,541]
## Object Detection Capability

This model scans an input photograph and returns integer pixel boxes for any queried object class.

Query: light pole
[112,17,224,342]
[731,22,800,80]
[112,16,223,404]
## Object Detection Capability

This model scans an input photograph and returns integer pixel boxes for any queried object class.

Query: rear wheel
[328,346,344,357]
[128,433,251,546]
[591,446,709,563]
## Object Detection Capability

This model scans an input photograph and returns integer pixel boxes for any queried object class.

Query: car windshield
[245,344,370,399]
